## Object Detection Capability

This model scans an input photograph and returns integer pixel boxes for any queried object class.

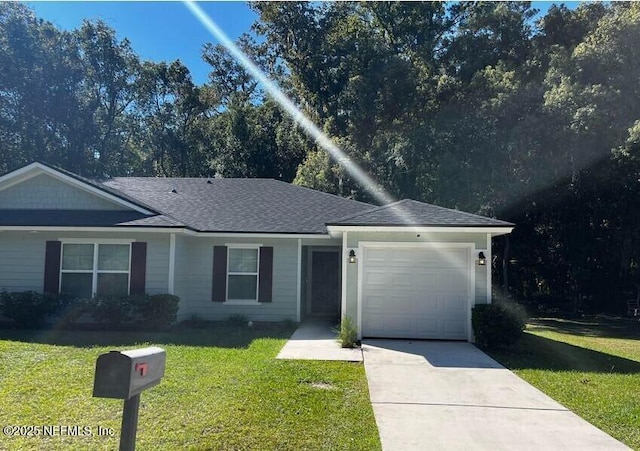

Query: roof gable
[0,163,154,214]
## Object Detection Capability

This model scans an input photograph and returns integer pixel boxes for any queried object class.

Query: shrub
[334,315,358,348]
[55,296,90,327]
[226,313,249,326]
[135,294,179,329]
[0,291,61,328]
[472,302,527,349]
[90,295,136,327]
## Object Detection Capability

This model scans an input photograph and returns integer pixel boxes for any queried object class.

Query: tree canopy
[1,1,639,314]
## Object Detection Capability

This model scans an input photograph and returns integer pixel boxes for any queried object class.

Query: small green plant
[472,301,526,349]
[334,315,358,348]
[0,291,62,328]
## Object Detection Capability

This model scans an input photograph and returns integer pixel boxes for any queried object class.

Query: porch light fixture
[478,252,487,266]
[348,250,357,264]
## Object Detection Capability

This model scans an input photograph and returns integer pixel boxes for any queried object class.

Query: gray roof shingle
[328,199,514,227]
[1,163,513,232]
[100,177,375,234]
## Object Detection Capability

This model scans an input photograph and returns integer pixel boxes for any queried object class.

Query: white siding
[175,236,299,322]
[0,174,127,210]
[0,233,45,292]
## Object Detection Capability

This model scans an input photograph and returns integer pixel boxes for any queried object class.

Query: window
[60,243,130,298]
[227,247,259,301]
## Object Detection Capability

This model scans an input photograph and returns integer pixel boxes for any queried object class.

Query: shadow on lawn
[0,322,297,349]
[528,316,640,340]
[490,332,640,375]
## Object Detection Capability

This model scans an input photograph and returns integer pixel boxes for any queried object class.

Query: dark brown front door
[310,250,341,317]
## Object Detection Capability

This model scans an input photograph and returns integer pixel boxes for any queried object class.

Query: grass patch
[486,316,640,450]
[0,323,380,450]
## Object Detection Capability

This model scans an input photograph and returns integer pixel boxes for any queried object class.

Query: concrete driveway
[363,340,630,450]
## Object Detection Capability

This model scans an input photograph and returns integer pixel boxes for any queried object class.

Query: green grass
[0,323,381,450]
[486,316,640,450]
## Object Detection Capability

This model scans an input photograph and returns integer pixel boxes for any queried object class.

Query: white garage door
[361,245,472,340]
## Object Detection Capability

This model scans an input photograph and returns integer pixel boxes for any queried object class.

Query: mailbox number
[135,363,148,377]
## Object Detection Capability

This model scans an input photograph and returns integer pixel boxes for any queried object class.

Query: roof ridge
[328,199,412,224]
[270,180,376,209]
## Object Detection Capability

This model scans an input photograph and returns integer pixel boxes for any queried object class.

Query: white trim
[0,226,186,233]
[356,241,476,341]
[357,241,475,249]
[59,241,132,297]
[341,232,348,320]
[223,300,262,306]
[486,234,492,304]
[59,238,135,244]
[0,163,153,214]
[226,246,259,302]
[356,241,363,340]
[328,225,513,236]
[468,245,476,342]
[225,242,262,248]
[168,233,176,295]
[296,238,302,322]
[195,231,332,239]
[0,226,336,239]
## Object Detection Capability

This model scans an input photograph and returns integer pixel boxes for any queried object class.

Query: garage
[360,244,473,340]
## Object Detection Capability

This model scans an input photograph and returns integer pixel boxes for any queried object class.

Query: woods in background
[1,2,639,314]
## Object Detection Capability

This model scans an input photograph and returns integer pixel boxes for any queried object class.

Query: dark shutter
[212,246,227,302]
[258,246,273,303]
[43,241,62,294]
[130,242,147,295]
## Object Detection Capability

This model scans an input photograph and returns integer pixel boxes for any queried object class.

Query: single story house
[0,162,513,341]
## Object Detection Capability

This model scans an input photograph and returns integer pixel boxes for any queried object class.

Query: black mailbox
[93,347,166,400]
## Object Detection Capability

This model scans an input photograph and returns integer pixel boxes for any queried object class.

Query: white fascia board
[182,230,333,239]
[0,226,186,234]
[0,163,154,215]
[0,227,336,240]
[0,162,45,189]
[326,225,513,236]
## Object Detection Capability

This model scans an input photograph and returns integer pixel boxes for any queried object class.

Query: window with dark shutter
[212,246,227,302]
[258,247,273,303]
[130,242,147,295]
[44,241,62,294]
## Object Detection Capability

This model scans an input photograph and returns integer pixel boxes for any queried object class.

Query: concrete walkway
[363,340,630,450]
[276,319,363,362]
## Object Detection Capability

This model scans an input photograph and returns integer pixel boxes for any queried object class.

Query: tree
[134,60,210,177]
[75,20,141,177]
[0,2,91,174]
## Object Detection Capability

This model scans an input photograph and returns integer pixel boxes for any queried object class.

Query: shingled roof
[0,163,513,233]
[328,199,514,227]
[100,177,375,234]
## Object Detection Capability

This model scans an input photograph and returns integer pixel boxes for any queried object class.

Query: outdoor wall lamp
[478,252,487,266]
[348,250,357,264]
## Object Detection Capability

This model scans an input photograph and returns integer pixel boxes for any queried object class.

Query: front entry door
[310,250,341,317]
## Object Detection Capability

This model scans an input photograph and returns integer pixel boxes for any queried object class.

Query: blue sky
[27,1,257,85]
[27,1,576,86]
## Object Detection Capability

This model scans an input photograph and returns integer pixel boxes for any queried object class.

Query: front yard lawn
[486,316,640,450]
[0,323,381,450]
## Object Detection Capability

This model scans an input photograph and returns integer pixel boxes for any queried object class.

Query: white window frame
[59,240,133,297]
[225,243,261,305]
